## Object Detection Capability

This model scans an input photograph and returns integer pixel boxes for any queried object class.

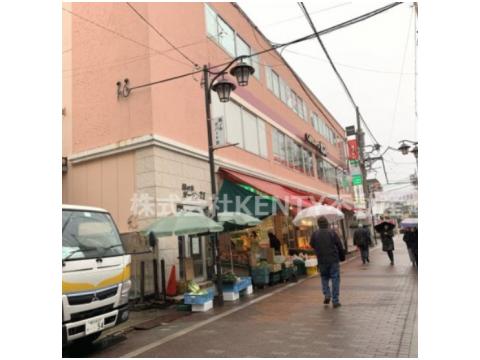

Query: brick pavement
[71,236,417,358]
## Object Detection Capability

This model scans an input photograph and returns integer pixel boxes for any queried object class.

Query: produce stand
[183,282,214,312]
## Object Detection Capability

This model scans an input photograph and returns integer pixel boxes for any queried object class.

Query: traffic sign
[352,174,363,185]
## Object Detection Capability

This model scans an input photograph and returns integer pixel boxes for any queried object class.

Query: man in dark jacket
[353,223,373,264]
[309,216,345,308]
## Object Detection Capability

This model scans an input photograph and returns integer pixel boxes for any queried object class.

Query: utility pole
[356,106,373,236]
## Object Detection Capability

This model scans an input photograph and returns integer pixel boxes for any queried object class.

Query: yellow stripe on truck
[62,266,130,294]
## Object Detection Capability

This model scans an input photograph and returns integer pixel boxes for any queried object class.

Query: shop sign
[345,125,356,137]
[304,133,327,156]
[347,139,359,160]
[352,174,363,185]
[349,160,361,176]
[212,116,225,146]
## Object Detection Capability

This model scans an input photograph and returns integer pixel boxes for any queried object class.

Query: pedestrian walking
[309,216,346,308]
[353,223,373,264]
[403,227,417,267]
[378,223,395,265]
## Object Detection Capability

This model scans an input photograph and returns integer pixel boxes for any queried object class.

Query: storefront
[216,167,354,279]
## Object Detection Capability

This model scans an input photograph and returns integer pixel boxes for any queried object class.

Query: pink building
[63,2,354,283]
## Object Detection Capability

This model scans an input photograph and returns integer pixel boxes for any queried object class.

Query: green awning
[217,179,278,219]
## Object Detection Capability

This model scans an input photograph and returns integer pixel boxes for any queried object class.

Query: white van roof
[62,204,109,213]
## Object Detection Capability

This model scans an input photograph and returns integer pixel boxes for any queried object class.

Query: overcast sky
[239,1,417,188]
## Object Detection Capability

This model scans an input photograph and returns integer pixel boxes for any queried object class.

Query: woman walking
[378,223,395,265]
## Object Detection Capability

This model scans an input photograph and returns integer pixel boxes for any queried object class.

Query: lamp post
[334,167,349,254]
[398,140,418,169]
[203,57,254,306]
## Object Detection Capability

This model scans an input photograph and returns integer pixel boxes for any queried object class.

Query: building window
[303,149,313,176]
[205,4,217,39]
[217,17,235,56]
[252,54,260,80]
[212,95,267,158]
[225,101,243,148]
[236,35,251,64]
[271,70,280,98]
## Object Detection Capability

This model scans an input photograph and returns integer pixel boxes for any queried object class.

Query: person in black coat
[268,231,281,255]
[379,223,395,265]
[403,227,417,267]
[309,216,345,308]
[353,223,373,264]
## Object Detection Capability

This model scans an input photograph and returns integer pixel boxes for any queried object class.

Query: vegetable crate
[251,267,270,288]
[183,288,214,305]
[281,266,296,282]
[269,270,282,285]
[293,260,306,276]
[222,277,252,293]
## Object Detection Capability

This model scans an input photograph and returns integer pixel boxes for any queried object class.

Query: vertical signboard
[212,116,225,146]
[347,139,359,160]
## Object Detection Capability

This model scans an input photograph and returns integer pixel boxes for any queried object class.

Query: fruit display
[187,280,207,295]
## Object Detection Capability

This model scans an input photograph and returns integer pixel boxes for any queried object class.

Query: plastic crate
[222,277,252,293]
[281,267,295,282]
[269,271,282,285]
[251,267,270,286]
[293,260,306,276]
[183,288,214,305]
[192,300,213,312]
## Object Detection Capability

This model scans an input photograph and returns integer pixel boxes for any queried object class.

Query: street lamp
[203,56,254,306]
[398,140,418,168]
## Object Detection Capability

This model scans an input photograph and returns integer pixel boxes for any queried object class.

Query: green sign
[352,174,363,185]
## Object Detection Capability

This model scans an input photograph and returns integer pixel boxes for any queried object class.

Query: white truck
[62,205,131,346]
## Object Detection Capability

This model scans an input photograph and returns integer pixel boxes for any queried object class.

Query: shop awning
[220,168,314,208]
[217,179,278,219]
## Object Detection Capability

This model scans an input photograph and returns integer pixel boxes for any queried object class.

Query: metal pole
[160,258,167,302]
[153,259,159,300]
[335,169,348,254]
[203,65,224,306]
[356,106,373,237]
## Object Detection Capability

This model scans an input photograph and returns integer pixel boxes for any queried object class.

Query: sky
[238,1,418,189]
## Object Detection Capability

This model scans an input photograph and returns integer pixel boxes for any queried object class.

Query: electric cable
[62,7,193,68]
[298,2,384,147]
[126,2,199,68]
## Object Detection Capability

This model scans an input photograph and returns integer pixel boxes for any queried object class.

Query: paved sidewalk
[67,236,417,358]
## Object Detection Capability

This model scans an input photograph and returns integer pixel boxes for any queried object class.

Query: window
[316,157,326,180]
[303,149,313,176]
[265,65,272,91]
[225,101,243,148]
[273,129,287,164]
[205,5,217,39]
[242,110,259,155]
[252,54,260,80]
[271,70,280,98]
[217,17,235,56]
[214,96,267,158]
[279,78,287,103]
[286,137,295,167]
[293,142,304,172]
[236,35,251,64]
[291,90,298,114]
[257,120,268,158]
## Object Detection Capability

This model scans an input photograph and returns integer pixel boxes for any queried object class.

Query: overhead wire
[127,3,403,97]
[126,2,200,69]
[62,7,193,68]
[386,7,414,146]
[297,2,385,147]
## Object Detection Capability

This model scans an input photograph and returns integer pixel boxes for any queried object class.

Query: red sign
[347,139,359,160]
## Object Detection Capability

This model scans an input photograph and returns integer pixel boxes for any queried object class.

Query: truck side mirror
[148,232,156,248]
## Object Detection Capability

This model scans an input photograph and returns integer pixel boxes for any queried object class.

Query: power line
[126,2,199,68]
[127,3,402,98]
[386,7,414,146]
[298,2,387,147]
[62,7,192,68]
[283,48,415,75]
[264,2,353,27]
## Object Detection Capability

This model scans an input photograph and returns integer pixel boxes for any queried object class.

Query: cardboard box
[184,258,195,281]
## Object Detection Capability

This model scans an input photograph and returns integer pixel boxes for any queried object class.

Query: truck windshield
[62,210,125,261]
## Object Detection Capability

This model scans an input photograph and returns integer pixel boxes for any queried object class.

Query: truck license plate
[85,317,105,335]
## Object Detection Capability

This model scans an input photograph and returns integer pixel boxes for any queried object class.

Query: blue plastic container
[183,288,214,305]
[222,277,252,293]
